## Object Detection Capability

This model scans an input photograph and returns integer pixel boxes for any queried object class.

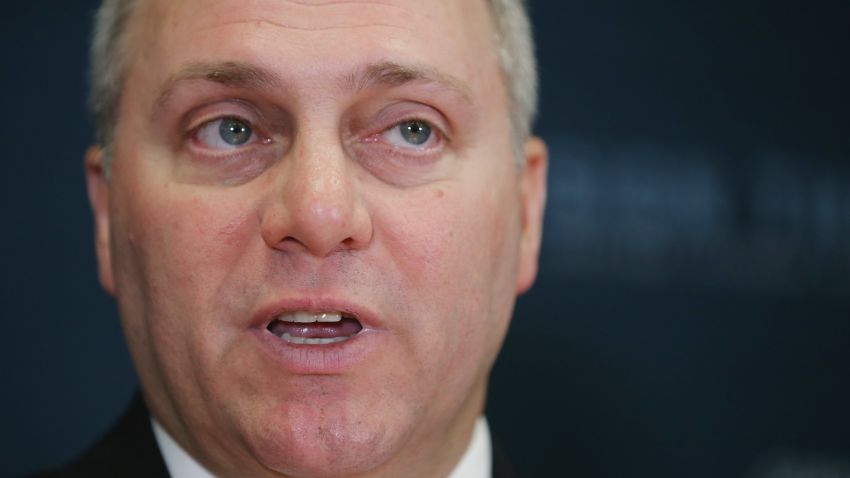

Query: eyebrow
[340,61,473,103]
[154,61,280,112]
[152,60,473,114]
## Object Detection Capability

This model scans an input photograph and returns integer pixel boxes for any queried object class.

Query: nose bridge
[294,141,352,225]
[260,130,371,256]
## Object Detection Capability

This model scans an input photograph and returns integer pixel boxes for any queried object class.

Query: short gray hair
[487,0,539,155]
[89,0,538,169]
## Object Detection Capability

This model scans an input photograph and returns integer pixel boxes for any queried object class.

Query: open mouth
[266,311,363,345]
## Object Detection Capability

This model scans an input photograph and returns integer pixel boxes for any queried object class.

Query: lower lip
[251,326,384,374]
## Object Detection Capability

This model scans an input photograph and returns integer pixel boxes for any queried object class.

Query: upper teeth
[277,311,344,323]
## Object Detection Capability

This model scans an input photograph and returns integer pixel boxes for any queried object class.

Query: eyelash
[368,118,445,150]
[188,115,266,149]
[184,114,449,158]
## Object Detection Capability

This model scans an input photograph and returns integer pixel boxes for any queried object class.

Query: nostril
[271,236,309,253]
[258,174,372,255]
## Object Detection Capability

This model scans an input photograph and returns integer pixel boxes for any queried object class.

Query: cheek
[132,193,254,291]
[374,182,520,359]
[389,186,508,261]
[111,178,261,354]
[164,196,256,272]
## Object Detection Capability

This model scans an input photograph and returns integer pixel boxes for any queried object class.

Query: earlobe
[515,136,548,295]
[85,146,115,294]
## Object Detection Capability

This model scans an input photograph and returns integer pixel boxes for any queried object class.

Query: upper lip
[250,295,382,331]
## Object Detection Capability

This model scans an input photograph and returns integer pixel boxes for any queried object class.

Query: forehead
[125,0,502,99]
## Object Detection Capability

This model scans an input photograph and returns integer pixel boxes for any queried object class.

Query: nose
[260,139,372,257]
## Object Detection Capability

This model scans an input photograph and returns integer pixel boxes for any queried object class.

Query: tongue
[268,317,363,339]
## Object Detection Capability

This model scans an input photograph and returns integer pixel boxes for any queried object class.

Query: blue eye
[219,118,252,145]
[196,117,255,149]
[399,120,431,145]
[383,120,438,149]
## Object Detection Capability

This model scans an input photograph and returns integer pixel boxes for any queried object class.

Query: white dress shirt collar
[151,420,216,478]
[152,417,492,478]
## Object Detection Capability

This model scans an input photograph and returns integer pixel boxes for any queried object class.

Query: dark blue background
[2,1,848,477]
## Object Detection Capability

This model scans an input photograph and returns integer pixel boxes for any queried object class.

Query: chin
[243,399,416,477]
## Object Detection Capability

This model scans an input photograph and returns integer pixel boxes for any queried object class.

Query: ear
[85,146,115,294]
[515,136,548,295]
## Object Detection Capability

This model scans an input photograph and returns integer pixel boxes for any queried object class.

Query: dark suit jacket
[36,395,519,478]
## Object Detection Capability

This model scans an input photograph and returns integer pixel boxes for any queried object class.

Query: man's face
[87,0,546,476]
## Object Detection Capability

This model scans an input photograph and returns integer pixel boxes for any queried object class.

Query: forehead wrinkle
[153,61,281,115]
[194,18,408,33]
[338,61,474,105]
[281,0,400,6]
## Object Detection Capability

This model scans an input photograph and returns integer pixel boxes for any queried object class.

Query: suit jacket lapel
[41,394,170,478]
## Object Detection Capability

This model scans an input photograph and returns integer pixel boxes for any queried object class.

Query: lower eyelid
[384,132,437,150]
